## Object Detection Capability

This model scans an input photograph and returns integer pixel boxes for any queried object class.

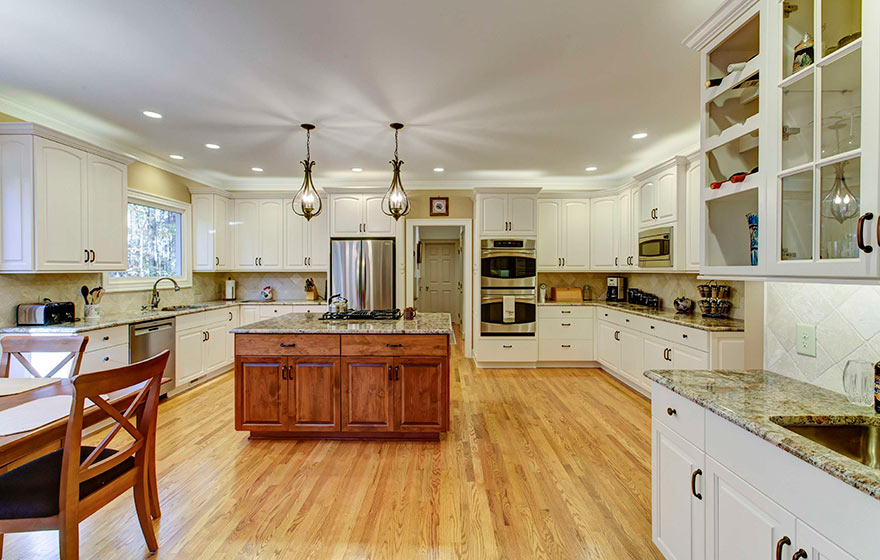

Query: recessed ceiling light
[142,110,163,119]
[433,167,445,172]
[169,154,184,160]
[631,132,648,139]
[585,166,598,171]
[251,167,263,172]
[351,167,363,172]
[205,143,220,150]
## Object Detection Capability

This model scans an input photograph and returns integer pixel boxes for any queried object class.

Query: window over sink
[104,191,192,291]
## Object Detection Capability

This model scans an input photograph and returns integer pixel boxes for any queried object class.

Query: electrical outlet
[796,324,816,357]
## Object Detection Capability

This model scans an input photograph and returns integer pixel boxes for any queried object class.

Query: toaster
[17,302,75,326]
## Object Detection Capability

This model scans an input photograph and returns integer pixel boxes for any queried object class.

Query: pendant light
[381,122,410,220]
[291,123,322,221]
[821,160,859,224]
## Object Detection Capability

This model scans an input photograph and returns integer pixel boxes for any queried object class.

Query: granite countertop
[231,312,453,335]
[645,369,880,501]
[539,301,744,332]
[0,299,326,334]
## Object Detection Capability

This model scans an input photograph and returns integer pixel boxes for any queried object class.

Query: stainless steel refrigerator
[330,239,396,310]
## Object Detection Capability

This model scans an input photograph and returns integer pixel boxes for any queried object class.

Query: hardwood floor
[3,330,662,559]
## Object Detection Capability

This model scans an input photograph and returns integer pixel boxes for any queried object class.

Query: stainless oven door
[480,250,537,288]
[638,228,672,268]
[480,288,536,336]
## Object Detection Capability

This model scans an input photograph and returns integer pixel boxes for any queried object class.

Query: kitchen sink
[160,304,212,311]
[773,417,880,469]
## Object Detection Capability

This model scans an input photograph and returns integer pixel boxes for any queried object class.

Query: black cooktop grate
[320,309,402,321]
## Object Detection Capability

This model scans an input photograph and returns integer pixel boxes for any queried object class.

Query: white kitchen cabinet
[704,457,796,560]
[537,199,589,270]
[204,322,228,373]
[644,336,670,372]
[652,421,705,560]
[193,193,231,271]
[616,188,635,268]
[234,199,284,270]
[796,521,857,560]
[636,158,685,230]
[329,193,395,237]
[476,191,538,237]
[537,305,593,363]
[225,307,239,365]
[686,157,701,271]
[637,178,657,229]
[284,205,329,270]
[175,328,207,385]
[618,329,644,384]
[0,127,131,273]
[240,305,260,326]
[590,196,617,269]
[673,344,709,370]
[175,310,235,386]
[258,305,293,319]
[596,321,620,371]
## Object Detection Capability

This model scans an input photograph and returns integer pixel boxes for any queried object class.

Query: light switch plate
[796,324,816,357]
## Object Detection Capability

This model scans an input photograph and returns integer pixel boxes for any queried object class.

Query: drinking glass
[842,360,873,406]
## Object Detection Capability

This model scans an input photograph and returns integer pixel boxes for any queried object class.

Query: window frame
[103,190,192,292]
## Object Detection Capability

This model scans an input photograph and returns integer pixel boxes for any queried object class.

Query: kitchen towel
[0,377,61,397]
[502,295,516,323]
[0,395,73,436]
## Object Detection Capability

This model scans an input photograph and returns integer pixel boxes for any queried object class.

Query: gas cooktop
[320,309,402,321]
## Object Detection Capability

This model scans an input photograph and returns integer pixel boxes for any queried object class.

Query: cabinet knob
[666,407,676,416]
[682,333,688,339]
[103,356,109,362]
[103,336,110,341]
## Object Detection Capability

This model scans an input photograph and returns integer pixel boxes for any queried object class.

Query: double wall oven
[480,239,536,336]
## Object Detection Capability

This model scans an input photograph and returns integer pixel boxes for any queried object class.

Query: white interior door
[86,154,127,270]
[421,242,458,322]
[537,200,561,269]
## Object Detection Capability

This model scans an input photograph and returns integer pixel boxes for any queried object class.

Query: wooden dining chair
[0,350,169,560]
[0,336,89,379]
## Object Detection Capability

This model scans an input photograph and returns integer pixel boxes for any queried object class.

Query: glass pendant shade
[292,123,322,221]
[381,123,410,221]
[821,161,858,224]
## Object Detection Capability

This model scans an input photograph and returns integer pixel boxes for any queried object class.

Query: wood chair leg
[148,433,161,520]
[1,532,4,560]
[134,476,158,552]
[58,520,79,560]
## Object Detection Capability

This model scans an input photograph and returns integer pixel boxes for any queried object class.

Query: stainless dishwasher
[130,317,176,395]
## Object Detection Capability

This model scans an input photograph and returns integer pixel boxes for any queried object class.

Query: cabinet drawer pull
[279,343,296,347]
[690,469,702,500]
[84,250,90,263]
[858,212,874,253]
[792,550,807,560]
[561,323,571,327]
[89,249,95,262]
[561,344,571,348]
[388,365,393,381]
[666,407,676,416]
[775,536,791,560]
[613,330,620,341]
[386,343,404,348]
[281,365,287,380]
[502,345,513,348]
[394,365,400,381]
[561,310,571,314]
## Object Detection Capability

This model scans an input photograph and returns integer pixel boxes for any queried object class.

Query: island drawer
[341,335,448,357]
[235,334,340,356]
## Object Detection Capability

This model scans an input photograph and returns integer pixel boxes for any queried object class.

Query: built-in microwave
[638,227,673,268]
[480,239,537,288]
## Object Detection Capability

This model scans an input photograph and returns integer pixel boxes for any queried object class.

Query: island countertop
[645,368,880,501]
[230,312,453,335]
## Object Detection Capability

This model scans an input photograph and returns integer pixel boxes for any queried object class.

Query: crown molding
[633,155,689,181]
[0,122,135,165]
[682,0,759,51]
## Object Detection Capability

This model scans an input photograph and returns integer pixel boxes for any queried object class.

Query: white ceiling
[0,0,722,190]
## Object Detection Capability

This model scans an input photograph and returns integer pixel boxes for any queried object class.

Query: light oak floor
[3,331,662,559]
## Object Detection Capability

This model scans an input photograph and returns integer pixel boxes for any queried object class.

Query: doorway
[420,240,461,322]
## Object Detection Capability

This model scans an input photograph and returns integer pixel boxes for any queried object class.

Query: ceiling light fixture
[169,154,184,160]
[585,166,598,171]
[631,132,648,139]
[251,167,264,172]
[381,123,410,221]
[351,167,363,172]
[142,111,163,119]
[433,167,445,172]
[205,143,220,149]
[291,123,322,221]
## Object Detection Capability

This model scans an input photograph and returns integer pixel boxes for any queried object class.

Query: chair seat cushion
[0,446,135,519]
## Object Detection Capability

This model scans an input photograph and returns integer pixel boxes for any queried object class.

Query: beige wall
[0,112,23,123]
[127,161,209,204]
[406,190,473,219]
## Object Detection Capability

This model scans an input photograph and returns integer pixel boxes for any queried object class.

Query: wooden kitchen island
[232,312,452,440]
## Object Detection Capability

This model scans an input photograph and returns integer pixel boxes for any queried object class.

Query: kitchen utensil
[84,304,100,319]
[80,286,90,305]
[89,287,101,304]
[842,360,874,407]
[328,294,349,314]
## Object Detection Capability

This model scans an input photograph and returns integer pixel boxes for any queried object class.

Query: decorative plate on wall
[430,197,449,216]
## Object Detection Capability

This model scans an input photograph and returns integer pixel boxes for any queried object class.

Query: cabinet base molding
[535,361,599,368]
[597,364,650,397]
[247,431,441,441]
[473,361,537,369]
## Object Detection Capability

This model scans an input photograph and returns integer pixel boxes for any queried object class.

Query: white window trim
[103,190,193,293]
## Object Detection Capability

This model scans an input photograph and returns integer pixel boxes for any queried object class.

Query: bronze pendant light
[381,122,410,220]
[292,123,322,221]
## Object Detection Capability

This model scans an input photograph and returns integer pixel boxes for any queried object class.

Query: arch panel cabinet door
[363,194,395,235]
[86,154,127,270]
[537,200,561,269]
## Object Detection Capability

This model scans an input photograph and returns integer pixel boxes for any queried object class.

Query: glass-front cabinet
[771,0,879,278]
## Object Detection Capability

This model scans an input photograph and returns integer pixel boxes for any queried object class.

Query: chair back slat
[58,351,169,515]
[0,335,88,378]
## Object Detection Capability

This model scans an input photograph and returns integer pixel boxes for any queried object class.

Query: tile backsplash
[764,282,880,395]
[537,272,744,320]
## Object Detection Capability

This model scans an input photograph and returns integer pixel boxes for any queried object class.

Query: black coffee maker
[606,276,626,302]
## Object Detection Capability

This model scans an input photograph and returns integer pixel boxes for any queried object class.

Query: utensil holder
[84,304,100,319]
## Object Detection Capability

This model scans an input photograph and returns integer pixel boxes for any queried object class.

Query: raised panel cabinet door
[239,305,260,326]
[341,358,394,431]
[283,208,308,269]
[287,358,340,431]
[258,199,284,268]
[656,170,678,224]
[225,307,239,365]
[638,180,657,227]
[86,154,127,270]
[590,197,617,269]
[0,136,35,271]
[204,322,228,373]
[672,345,709,370]
[652,421,705,560]
[536,200,561,269]
[479,194,508,236]
[234,199,260,269]
[704,457,796,560]
[393,357,447,432]
[685,161,701,271]
[34,137,88,270]
[618,329,645,389]
[307,207,330,268]
[596,321,621,370]
[363,194,395,235]
[644,336,671,371]
[617,190,633,268]
[562,199,590,269]
[508,194,537,235]
[330,194,363,236]
[795,520,857,560]
[192,194,215,271]
[235,356,286,431]
[175,328,206,385]
[214,195,230,269]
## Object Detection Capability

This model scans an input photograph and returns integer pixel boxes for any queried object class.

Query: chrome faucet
[150,277,180,309]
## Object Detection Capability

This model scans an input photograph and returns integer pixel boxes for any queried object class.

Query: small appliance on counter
[17,301,75,326]
[605,277,626,302]
[549,287,582,302]
[538,283,546,304]
[224,277,236,300]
